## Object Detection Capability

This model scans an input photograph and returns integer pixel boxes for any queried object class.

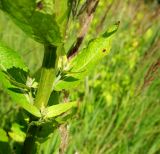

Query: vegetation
[0,0,160,154]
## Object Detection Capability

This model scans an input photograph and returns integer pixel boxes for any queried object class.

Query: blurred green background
[0,0,160,153]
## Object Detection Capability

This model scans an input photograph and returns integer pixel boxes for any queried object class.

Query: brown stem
[67,0,99,59]
[59,124,69,154]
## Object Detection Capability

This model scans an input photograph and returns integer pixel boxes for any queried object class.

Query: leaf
[45,102,77,118]
[103,21,120,38]
[69,38,111,72]
[8,123,26,143]
[54,36,111,91]
[0,0,62,46]
[69,22,119,73]
[54,22,119,91]
[53,75,80,91]
[54,38,110,91]
[0,42,41,117]
[0,128,8,142]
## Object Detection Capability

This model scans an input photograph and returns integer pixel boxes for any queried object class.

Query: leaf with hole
[54,22,119,91]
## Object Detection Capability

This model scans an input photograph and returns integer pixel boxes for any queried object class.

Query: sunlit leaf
[0,0,62,46]
[54,22,119,91]
[45,101,77,118]
[0,128,8,142]
[0,42,41,117]
[8,123,26,143]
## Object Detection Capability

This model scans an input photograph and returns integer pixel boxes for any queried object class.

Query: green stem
[22,46,59,153]
[34,45,58,110]
[22,123,38,154]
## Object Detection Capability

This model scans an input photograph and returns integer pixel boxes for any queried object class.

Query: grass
[0,0,160,154]
[65,1,160,153]
[66,80,160,154]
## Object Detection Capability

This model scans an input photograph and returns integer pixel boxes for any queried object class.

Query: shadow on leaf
[62,76,79,82]
[8,88,26,94]
[3,67,28,83]
[2,67,29,93]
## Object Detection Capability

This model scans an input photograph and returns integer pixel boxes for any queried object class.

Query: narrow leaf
[45,102,77,118]
[103,21,120,38]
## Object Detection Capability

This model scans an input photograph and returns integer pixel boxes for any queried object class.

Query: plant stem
[34,45,58,110]
[22,123,38,154]
[22,46,58,153]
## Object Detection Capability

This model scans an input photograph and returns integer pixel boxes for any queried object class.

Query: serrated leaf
[0,42,41,117]
[69,37,111,72]
[69,22,120,74]
[45,101,77,118]
[0,0,62,46]
[54,36,111,91]
[54,23,119,91]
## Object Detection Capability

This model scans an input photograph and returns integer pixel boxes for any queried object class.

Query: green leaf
[0,0,62,46]
[0,128,8,142]
[53,75,80,91]
[8,123,26,143]
[45,101,77,118]
[103,21,120,38]
[53,0,71,35]
[54,36,111,91]
[0,42,41,117]
[69,38,111,73]
[54,22,119,91]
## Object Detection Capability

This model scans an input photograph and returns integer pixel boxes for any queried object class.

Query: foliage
[0,0,160,154]
[0,0,117,153]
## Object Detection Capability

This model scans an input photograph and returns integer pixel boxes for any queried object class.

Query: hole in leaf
[36,1,43,10]
[102,49,106,52]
